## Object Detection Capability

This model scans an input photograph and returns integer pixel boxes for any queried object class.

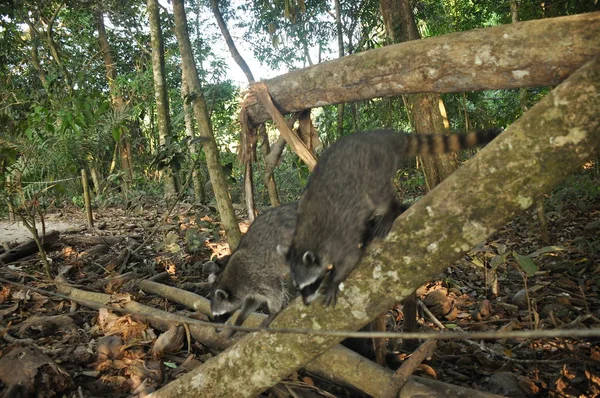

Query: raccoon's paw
[323,284,338,307]
[222,328,237,339]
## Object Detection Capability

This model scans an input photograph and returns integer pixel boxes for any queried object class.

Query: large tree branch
[150,56,600,397]
[242,12,600,126]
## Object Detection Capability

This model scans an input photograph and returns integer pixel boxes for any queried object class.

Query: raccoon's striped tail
[403,128,503,156]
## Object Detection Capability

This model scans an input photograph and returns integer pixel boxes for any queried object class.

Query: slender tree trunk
[181,68,206,203]
[209,0,258,220]
[381,0,457,188]
[260,127,280,206]
[42,2,71,90]
[334,0,345,141]
[172,0,241,248]
[24,21,48,90]
[147,0,178,199]
[95,11,133,183]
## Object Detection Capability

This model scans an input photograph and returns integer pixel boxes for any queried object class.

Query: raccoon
[279,129,502,307]
[209,202,298,338]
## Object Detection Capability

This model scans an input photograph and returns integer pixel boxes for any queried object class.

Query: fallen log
[150,56,600,397]
[242,12,600,126]
[0,230,60,264]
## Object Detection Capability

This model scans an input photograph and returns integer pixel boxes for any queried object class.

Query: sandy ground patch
[0,220,85,244]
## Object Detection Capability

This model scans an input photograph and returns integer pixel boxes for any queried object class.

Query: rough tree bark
[172,0,241,248]
[95,11,133,183]
[181,67,206,203]
[242,12,600,126]
[148,55,600,398]
[334,0,345,141]
[147,0,178,199]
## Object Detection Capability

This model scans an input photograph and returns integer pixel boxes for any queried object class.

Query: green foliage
[512,251,538,276]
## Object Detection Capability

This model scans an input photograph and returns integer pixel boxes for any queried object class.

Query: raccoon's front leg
[224,298,261,339]
[323,250,362,307]
[260,311,279,328]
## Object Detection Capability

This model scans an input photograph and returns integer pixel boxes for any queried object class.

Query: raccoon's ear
[214,289,229,301]
[202,261,220,276]
[302,251,317,266]
[276,245,289,257]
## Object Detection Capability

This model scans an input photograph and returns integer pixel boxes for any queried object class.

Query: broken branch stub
[249,82,317,170]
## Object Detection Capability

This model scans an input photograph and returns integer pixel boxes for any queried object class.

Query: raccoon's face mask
[278,245,325,305]
[210,289,236,329]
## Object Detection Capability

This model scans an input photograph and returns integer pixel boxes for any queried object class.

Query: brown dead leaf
[0,345,72,397]
[150,324,185,359]
[96,335,125,362]
[16,314,76,338]
[416,364,437,379]
[0,285,10,303]
[97,308,148,339]
[301,376,314,387]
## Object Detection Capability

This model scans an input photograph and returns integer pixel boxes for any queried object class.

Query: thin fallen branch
[383,339,437,398]
[0,230,59,264]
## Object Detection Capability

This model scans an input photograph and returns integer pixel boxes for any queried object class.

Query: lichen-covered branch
[149,56,600,398]
[243,12,600,126]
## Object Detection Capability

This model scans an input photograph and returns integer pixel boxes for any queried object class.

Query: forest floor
[0,171,599,398]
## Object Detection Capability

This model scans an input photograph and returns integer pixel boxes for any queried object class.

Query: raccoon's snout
[211,312,232,328]
[300,278,323,306]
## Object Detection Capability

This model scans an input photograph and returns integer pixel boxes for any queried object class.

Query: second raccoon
[209,202,298,338]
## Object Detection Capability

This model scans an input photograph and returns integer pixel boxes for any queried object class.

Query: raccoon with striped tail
[278,128,502,307]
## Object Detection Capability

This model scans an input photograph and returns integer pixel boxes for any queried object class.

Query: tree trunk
[24,20,48,90]
[334,0,345,141]
[172,0,241,249]
[150,56,600,397]
[210,0,279,216]
[259,127,281,206]
[181,68,206,204]
[147,0,178,199]
[241,13,600,126]
[95,11,133,183]
[42,2,71,90]
[381,0,457,189]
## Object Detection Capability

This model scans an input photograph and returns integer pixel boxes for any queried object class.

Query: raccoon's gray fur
[279,129,502,307]
[210,202,298,338]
